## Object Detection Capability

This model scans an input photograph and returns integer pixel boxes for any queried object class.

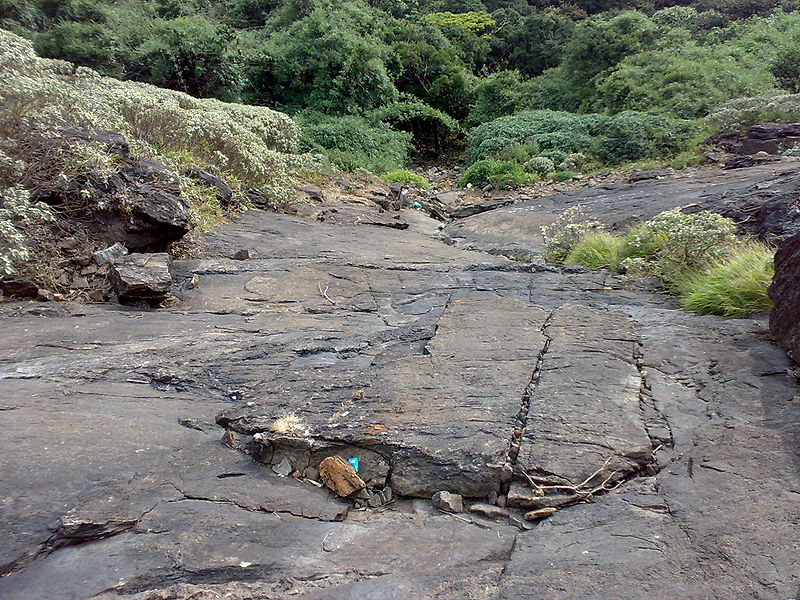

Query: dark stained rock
[723,154,781,169]
[770,232,800,362]
[0,278,39,299]
[712,122,800,155]
[189,167,233,204]
[110,253,172,302]
[46,131,192,252]
[450,197,514,219]
[748,122,800,139]
[298,184,324,202]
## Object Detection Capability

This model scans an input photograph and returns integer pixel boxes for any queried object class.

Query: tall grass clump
[677,243,775,317]
[565,232,625,270]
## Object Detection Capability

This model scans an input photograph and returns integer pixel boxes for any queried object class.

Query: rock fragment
[319,456,367,498]
[524,507,558,521]
[93,242,128,266]
[432,491,464,513]
[469,503,510,520]
[272,457,293,477]
[110,253,172,303]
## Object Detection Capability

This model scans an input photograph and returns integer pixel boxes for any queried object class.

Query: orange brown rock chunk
[319,456,367,498]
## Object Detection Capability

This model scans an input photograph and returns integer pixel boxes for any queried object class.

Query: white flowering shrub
[625,209,738,278]
[709,91,800,131]
[560,152,588,171]
[0,186,55,276]
[541,205,605,262]
[524,156,556,176]
[0,29,309,206]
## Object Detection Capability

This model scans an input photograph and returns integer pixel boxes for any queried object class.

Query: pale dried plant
[268,414,308,436]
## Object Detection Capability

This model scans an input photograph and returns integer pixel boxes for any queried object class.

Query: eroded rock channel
[1,164,798,599]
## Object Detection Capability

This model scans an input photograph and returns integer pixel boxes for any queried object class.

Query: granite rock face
[0,167,798,599]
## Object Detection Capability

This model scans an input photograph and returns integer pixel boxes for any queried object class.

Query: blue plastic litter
[348,457,360,473]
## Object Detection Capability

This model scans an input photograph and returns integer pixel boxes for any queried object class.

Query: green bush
[381,169,432,189]
[677,243,775,317]
[541,205,605,263]
[466,110,697,168]
[626,209,738,284]
[297,113,411,174]
[0,29,307,207]
[459,159,533,189]
[523,156,555,176]
[565,232,624,270]
[551,171,578,182]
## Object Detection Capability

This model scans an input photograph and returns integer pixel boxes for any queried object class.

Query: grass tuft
[268,414,308,436]
[565,232,625,270]
[677,243,775,318]
[381,169,432,189]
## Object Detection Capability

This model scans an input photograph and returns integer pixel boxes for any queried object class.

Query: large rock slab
[0,202,798,599]
[770,232,800,362]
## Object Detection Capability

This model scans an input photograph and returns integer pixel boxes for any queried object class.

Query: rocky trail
[1,162,799,599]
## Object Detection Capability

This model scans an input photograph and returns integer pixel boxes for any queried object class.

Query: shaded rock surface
[0,169,798,599]
[770,232,800,362]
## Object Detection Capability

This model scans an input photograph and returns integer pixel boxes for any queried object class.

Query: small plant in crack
[268,414,309,436]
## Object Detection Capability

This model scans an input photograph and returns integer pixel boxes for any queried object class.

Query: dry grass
[268,414,308,436]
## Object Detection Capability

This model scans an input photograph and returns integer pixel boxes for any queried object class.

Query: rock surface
[770,232,800,362]
[0,165,798,599]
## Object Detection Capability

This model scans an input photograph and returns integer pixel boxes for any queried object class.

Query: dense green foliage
[466,110,699,175]
[4,0,800,174]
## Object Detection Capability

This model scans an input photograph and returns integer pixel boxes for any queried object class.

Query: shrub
[565,232,624,270]
[297,113,411,174]
[524,156,555,176]
[551,171,578,182]
[459,159,532,189]
[560,152,587,170]
[466,110,697,167]
[381,169,432,189]
[0,29,308,207]
[677,243,775,317]
[0,186,55,276]
[631,209,738,284]
[709,91,800,131]
[541,205,605,263]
